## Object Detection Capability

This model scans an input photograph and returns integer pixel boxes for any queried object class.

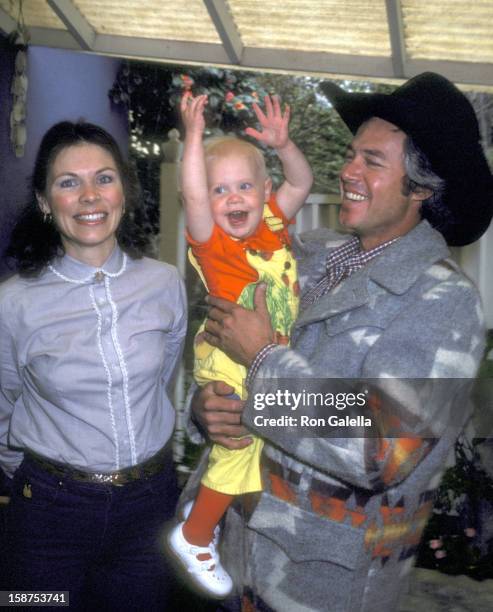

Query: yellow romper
[188,196,299,494]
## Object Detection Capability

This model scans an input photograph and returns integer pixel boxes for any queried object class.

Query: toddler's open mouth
[227,210,248,225]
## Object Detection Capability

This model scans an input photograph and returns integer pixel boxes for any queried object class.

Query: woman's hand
[191,381,252,450]
[203,284,275,368]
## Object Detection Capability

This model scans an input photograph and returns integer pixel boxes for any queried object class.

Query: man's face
[339,117,422,250]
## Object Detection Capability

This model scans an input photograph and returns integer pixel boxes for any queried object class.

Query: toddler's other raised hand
[180,92,207,137]
[245,94,290,150]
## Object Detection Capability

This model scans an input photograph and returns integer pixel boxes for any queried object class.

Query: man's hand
[245,95,291,151]
[191,381,252,450]
[204,284,275,368]
[180,92,207,137]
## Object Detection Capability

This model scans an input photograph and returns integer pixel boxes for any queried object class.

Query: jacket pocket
[324,311,386,339]
[247,491,365,570]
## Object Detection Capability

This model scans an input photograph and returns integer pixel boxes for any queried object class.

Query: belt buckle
[110,466,140,486]
[109,472,126,486]
[90,472,116,485]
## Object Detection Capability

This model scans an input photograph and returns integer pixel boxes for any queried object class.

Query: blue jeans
[2,452,179,611]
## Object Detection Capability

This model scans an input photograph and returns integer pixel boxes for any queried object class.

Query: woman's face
[38,143,125,266]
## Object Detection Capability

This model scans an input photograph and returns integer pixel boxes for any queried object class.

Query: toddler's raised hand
[180,92,207,136]
[245,94,290,150]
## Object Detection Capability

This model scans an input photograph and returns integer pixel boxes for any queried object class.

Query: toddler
[168,92,313,597]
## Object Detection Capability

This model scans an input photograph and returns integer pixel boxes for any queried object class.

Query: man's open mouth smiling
[343,190,367,202]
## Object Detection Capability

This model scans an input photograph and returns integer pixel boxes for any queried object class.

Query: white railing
[294,193,342,234]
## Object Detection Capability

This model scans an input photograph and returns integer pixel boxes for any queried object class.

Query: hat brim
[320,83,401,135]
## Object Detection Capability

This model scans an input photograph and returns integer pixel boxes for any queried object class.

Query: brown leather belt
[25,444,172,486]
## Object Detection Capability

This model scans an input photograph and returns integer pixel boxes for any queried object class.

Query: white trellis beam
[47,0,96,50]
[203,0,243,65]
[385,0,406,78]
[0,8,16,36]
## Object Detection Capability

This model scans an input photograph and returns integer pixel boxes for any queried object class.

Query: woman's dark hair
[7,121,151,276]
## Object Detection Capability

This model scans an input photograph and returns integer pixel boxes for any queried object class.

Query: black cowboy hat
[320,72,493,246]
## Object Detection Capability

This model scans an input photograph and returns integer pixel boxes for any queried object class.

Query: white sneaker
[167,522,233,598]
[180,501,220,547]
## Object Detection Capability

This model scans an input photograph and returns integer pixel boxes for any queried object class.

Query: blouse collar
[49,245,127,284]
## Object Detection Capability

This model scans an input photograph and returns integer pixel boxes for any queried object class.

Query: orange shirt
[187,194,292,303]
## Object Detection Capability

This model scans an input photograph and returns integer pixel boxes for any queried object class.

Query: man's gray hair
[403,136,444,200]
[402,136,451,228]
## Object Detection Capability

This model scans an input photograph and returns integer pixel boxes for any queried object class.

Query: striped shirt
[300,236,397,309]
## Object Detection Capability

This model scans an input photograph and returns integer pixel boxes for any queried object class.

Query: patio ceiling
[1,0,493,88]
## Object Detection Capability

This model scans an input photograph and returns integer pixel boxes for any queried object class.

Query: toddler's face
[207,153,272,240]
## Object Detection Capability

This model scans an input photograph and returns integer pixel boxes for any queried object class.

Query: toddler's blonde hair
[204,136,267,179]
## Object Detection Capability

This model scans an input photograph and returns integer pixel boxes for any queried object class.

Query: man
[185,73,493,611]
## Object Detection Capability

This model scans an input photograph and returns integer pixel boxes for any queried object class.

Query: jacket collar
[365,220,449,293]
[295,221,450,328]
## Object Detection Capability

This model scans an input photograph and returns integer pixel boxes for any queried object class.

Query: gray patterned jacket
[185,220,485,612]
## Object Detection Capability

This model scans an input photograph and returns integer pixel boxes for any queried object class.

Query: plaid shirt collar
[301,235,398,309]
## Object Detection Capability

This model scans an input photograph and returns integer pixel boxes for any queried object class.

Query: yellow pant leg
[201,436,264,495]
[193,321,246,398]
[194,324,263,494]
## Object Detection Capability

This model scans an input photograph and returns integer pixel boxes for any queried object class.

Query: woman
[0,121,187,610]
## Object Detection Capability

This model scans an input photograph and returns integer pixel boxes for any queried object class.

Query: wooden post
[159,129,187,466]
[458,225,493,328]
[159,128,185,271]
